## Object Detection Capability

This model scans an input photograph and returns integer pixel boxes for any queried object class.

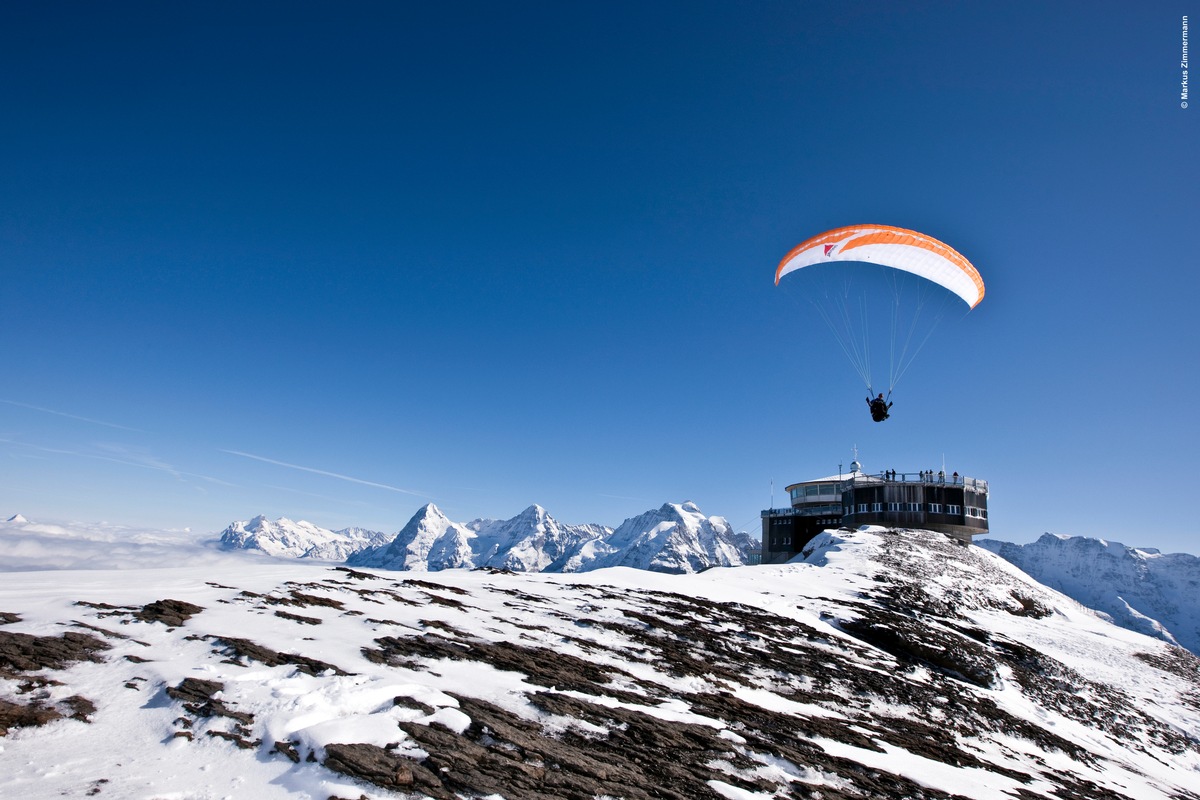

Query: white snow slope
[980,533,1200,656]
[1,523,1198,799]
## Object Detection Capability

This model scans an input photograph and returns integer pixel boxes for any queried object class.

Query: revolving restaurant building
[760,460,989,564]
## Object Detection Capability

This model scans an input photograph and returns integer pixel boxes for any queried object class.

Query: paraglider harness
[867,391,893,422]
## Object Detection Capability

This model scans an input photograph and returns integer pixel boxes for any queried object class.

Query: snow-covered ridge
[2,526,1197,799]
[980,532,1200,656]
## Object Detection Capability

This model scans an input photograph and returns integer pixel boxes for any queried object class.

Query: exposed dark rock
[269,590,345,610]
[207,728,260,749]
[61,694,97,722]
[272,740,301,762]
[363,633,655,704]
[392,694,436,715]
[1133,647,1200,696]
[401,578,469,596]
[214,635,351,676]
[0,697,63,735]
[0,630,110,678]
[74,601,136,614]
[1008,590,1054,618]
[70,621,133,641]
[0,692,96,735]
[135,599,204,627]
[0,612,20,625]
[166,677,253,724]
[323,743,448,797]
[838,613,1001,688]
[166,677,224,705]
[275,610,322,625]
[334,567,381,581]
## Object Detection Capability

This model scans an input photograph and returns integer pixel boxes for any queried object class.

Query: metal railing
[760,504,842,518]
[846,472,987,493]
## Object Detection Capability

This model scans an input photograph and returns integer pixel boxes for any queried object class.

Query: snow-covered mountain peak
[981,532,1200,655]
[6,513,28,524]
[218,515,391,562]
[409,502,453,525]
[653,500,692,519]
[348,501,747,575]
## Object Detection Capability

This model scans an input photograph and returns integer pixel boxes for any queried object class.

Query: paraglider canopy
[776,224,984,309]
[775,224,985,403]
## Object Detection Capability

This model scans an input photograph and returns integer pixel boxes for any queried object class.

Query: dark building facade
[761,461,988,564]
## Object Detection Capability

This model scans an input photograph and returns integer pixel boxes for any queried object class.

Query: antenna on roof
[850,444,862,474]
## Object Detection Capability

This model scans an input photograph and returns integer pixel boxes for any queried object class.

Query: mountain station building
[761,460,989,564]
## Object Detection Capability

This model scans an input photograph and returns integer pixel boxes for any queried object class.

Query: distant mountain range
[980,533,1200,656]
[216,510,1200,657]
[218,515,394,562]
[219,501,756,575]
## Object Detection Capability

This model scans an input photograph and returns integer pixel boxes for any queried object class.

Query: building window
[906,502,921,512]
[872,503,882,512]
[929,503,942,513]
[947,504,961,515]
[857,504,868,513]
[888,502,902,512]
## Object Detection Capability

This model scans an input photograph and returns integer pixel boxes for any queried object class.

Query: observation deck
[759,462,989,564]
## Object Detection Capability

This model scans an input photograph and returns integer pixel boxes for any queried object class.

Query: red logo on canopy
[824,244,837,256]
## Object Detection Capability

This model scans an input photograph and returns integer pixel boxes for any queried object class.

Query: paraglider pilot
[867,393,892,422]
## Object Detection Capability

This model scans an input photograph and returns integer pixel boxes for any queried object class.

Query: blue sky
[2,2,1196,551]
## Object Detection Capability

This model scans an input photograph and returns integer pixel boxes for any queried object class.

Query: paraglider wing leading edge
[775,224,984,309]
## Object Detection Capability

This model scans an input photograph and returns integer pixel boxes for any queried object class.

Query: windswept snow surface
[0,526,1197,799]
[980,533,1200,656]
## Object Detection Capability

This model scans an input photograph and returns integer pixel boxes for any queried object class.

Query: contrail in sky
[0,399,141,431]
[0,438,236,486]
[221,450,428,497]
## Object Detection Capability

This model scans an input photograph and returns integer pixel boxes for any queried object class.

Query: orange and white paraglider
[775,224,984,421]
